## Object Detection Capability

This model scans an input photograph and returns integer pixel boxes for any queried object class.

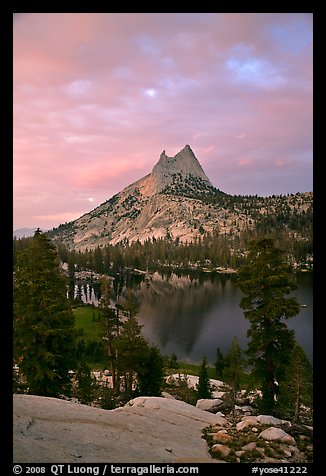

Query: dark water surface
[136,272,313,365]
[78,271,313,365]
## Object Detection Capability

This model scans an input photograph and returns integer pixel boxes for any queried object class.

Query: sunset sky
[13,13,313,231]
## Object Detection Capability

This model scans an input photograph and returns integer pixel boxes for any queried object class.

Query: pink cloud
[200,145,216,156]
[238,159,254,168]
[33,211,84,224]
[72,158,146,188]
[276,159,293,167]
[13,13,312,229]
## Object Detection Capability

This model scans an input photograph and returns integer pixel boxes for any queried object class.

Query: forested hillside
[40,191,312,273]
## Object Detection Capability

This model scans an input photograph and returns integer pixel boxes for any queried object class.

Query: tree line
[14,227,311,278]
[13,231,312,422]
[44,189,312,269]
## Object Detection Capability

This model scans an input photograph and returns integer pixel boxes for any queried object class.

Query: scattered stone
[242,442,257,452]
[236,416,259,431]
[211,431,233,444]
[260,457,288,463]
[211,444,230,458]
[212,391,225,399]
[235,405,255,413]
[259,427,296,445]
[252,427,258,433]
[258,415,282,426]
[235,450,244,457]
[196,398,223,412]
[211,415,228,427]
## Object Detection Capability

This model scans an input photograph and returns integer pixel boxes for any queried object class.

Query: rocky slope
[143,145,214,197]
[13,394,313,464]
[48,145,312,252]
[49,145,225,251]
[202,411,313,463]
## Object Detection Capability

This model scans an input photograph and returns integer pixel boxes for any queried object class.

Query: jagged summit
[137,145,215,197]
[48,141,312,250]
[151,145,213,192]
[49,145,225,249]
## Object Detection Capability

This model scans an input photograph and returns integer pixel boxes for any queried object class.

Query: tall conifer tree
[13,229,78,397]
[277,343,313,422]
[114,315,148,399]
[223,336,246,412]
[136,346,164,396]
[236,238,300,414]
[214,347,225,379]
[197,356,212,399]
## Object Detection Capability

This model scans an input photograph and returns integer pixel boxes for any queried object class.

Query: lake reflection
[78,271,313,365]
[136,272,313,365]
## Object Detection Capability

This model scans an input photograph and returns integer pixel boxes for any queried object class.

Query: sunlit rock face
[48,145,312,252]
[13,394,219,463]
[148,145,214,196]
[49,145,226,250]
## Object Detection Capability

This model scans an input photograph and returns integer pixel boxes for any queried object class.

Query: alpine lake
[74,270,313,365]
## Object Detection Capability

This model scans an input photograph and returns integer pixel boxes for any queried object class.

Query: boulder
[235,405,255,413]
[212,415,228,427]
[211,431,233,444]
[196,398,223,412]
[236,416,259,431]
[258,415,282,426]
[259,427,296,445]
[242,442,257,452]
[212,391,225,399]
[211,444,230,458]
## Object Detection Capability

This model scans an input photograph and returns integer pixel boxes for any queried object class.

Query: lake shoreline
[72,270,312,365]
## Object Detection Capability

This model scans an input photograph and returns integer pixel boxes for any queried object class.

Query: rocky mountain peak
[148,145,213,196]
[48,146,312,250]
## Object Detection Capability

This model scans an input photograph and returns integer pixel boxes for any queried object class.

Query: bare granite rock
[13,395,219,463]
[196,398,223,411]
[258,427,296,445]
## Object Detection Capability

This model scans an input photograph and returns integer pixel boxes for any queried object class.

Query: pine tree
[168,352,179,369]
[236,238,300,414]
[197,356,212,399]
[136,346,164,396]
[214,347,225,379]
[223,337,246,412]
[277,343,313,422]
[74,361,98,405]
[67,258,75,302]
[94,246,104,274]
[13,229,78,397]
[99,276,120,393]
[120,289,139,319]
[101,381,116,409]
[114,315,148,400]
